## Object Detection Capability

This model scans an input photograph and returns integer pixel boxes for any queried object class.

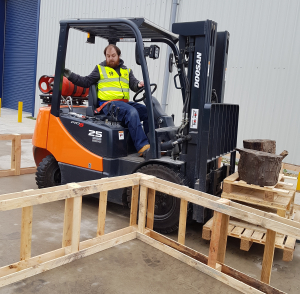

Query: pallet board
[222,172,295,218]
[202,209,300,261]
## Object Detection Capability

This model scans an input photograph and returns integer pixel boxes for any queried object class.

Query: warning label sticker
[119,131,124,140]
[190,109,199,129]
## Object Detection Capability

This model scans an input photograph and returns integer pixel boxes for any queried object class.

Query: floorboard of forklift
[0,174,299,293]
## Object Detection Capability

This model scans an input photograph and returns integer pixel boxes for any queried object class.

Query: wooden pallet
[202,208,300,261]
[222,172,296,218]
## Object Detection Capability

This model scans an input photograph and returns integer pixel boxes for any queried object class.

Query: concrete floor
[0,109,299,293]
[0,174,299,293]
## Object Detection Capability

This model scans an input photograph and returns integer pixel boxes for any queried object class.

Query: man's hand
[138,81,144,88]
[64,68,72,78]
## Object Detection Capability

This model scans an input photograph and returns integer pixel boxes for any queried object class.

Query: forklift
[33,18,239,233]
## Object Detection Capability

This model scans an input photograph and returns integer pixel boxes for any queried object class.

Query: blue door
[2,0,40,115]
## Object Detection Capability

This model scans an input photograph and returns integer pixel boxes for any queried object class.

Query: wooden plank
[20,167,37,175]
[146,189,155,230]
[261,229,276,284]
[0,134,15,140]
[0,177,140,211]
[20,133,33,140]
[20,206,33,261]
[62,198,74,247]
[0,170,15,177]
[251,231,265,242]
[282,162,300,173]
[14,134,21,176]
[137,233,264,294]
[147,230,285,294]
[140,177,300,239]
[10,136,16,171]
[231,226,245,237]
[129,185,139,226]
[275,234,285,248]
[138,185,148,234]
[208,199,230,268]
[97,191,108,236]
[71,193,82,253]
[178,199,188,245]
[0,231,136,288]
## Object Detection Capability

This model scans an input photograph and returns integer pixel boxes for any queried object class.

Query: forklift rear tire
[36,155,61,188]
[134,164,187,234]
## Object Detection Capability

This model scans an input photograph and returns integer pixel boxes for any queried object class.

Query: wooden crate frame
[0,133,36,177]
[1,173,300,293]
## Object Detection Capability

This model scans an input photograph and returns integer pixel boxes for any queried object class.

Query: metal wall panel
[3,0,40,114]
[35,0,173,116]
[168,0,300,165]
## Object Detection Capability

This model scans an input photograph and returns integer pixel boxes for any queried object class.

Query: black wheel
[36,155,61,188]
[132,164,187,234]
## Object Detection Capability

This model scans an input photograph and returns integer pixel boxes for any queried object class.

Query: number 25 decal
[88,130,102,138]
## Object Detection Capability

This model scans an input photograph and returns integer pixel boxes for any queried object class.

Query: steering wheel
[133,83,157,102]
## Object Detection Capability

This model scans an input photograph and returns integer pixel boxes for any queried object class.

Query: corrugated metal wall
[3,0,40,114]
[35,0,172,115]
[172,0,300,165]
[35,0,300,165]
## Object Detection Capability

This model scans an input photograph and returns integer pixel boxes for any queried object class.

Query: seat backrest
[88,84,98,110]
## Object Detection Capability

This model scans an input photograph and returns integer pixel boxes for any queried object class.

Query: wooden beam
[140,177,300,239]
[14,134,21,176]
[282,162,300,173]
[261,229,276,284]
[146,230,284,294]
[97,191,108,236]
[20,133,33,140]
[0,231,136,288]
[208,199,230,268]
[146,189,155,230]
[62,198,74,247]
[0,176,140,211]
[138,185,148,233]
[20,206,33,261]
[0,170,15,178]
[71,194,82,253]
[178,199,188,245]
[0,134,16,141]
[129,185,139,226]
[137,233,264,294]
[20,167,37,175]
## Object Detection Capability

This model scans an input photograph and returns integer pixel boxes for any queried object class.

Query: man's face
[105,47,120,68]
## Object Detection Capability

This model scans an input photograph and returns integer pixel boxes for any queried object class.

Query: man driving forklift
[64,44,150,156]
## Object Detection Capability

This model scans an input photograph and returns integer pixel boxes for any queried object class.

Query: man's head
[104,44,121,68]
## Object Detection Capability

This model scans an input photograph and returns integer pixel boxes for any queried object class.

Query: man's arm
[129,70,143,92]
[68,65,100,88]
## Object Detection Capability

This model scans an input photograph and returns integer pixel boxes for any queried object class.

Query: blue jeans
[102,101,149,151]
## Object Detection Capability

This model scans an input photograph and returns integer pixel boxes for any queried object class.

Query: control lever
[115,107,120,123]
[110,105,116,124]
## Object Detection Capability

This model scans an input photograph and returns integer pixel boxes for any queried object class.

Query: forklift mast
[173,21,239,223]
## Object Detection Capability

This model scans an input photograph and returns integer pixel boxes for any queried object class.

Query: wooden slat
[71,192,82,253]
[129,185,139,226]
[178,199,188,245]
[231,226,245,237]
[282,162,300,173]
[0,177,140,211]
[146,189,155,230]
[251,231,265,242]
[20,167,36,175]
[14,134,21,175]
[140,177,300,239]
[0,170,15,177]
[137,233,264,294]
[97,191,108,236]
[147,230,284,294]
[62,198,74,247]
[0,231,136,288]
[261,229,276,284]
[20,206,33,261]
[0,134,15,140]
[208,199,230,268]
[20,133,33,140]
[138,185,148,234]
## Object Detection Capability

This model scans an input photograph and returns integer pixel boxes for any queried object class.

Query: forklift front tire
[36,155,61,189]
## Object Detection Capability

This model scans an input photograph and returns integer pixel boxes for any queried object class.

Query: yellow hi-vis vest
[97,65,130,102]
